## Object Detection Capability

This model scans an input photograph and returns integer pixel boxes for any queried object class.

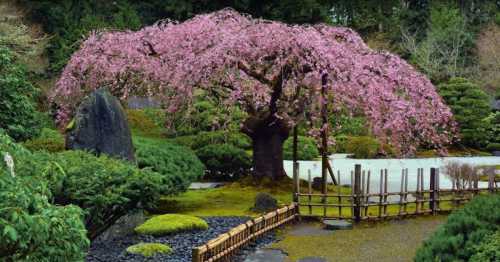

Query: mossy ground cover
[271,216,447,262]
[126,243,172,257]
[135,214,208,236]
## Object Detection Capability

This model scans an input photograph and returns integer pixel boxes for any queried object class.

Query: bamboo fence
[296,164,499,221]
[192,203,298,262]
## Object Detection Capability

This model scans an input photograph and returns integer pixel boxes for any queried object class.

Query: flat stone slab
[243,249,287,262]
[298,257,327,262]
[189,182,225,189]
[289,223,333,236]
[322,219,353,230]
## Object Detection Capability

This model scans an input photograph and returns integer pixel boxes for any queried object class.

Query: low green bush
[196,144,252,180]
[170,131,251,151]
[0,133,89,261]
[135,214,208,236]
[486,143,500,152]
[342,136,381,158]
[23,128,65,153]
[415,194,500,261]
[126,243,172,257]
[126,109,165,138]
[134,136,204,193]
[470,230,500,262]
[283,136,319,160]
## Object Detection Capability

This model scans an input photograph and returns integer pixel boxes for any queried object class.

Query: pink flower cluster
[52,8,456,155]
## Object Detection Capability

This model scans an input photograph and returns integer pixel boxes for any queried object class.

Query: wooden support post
[383,169,388,216]
[293,162,299,203]
[320,73,328,208]
[337,170,342,217]
[308,170,312,215]
[354,164,362,222]
[430,168,437,215]
[378,169,383,218]
[326,161,338,185]
[488,172,495,193]
[404,168,408,214]
[365,170,371,217]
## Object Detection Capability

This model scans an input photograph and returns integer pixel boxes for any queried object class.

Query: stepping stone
[298,257,327,262]
[243,249,287,262]
[189,182,225,189]
[322,219,353,230]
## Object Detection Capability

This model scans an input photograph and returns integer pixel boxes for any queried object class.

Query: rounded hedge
[23,128,65,153]
[126,243,172,257]
[135,214,208,236]
[134,136,204,193]
[196,143,252,180]
[415,194,500,261]
[283,136,319,160]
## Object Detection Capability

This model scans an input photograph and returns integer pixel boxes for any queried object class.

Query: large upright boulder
[66,88,135,162]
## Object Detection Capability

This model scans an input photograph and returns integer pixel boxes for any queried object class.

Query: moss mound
[135,214,208,236]
[126,243,172,257]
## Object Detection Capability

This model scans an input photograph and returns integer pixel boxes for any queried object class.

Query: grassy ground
[271,215,446,262]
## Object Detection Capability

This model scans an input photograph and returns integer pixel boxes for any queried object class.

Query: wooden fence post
[293,162,299,202]
[192,247,201,262]
[430,168,437,215]
[354,164,362,222]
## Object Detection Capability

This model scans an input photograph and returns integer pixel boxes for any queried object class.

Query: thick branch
[237,61,272,86]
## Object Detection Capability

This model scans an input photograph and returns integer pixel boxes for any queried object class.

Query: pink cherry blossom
[51,8,456,155]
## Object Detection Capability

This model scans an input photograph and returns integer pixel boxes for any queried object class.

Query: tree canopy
[52,9,455,156]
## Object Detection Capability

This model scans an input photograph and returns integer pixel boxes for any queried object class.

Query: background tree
[52,10,455,180]
[438,78,492,148]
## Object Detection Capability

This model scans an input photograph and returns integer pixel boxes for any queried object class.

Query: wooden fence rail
[296,164,499,221]
[192,203,299,262]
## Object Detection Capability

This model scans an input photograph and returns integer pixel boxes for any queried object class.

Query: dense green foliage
[126,243,172,257]
[283,136,319,160]
[134,136,204,192]
[23,128,65,153]
[438,78,493,148]
[334,136,384,158]
[0,48,41,141]
[196,144,252,180]
[17,150,172,240]
[469,230,500,262]
[21,0,333,74]
[415,194,500,261]
[135,214,208,236]
[0,131,89,261]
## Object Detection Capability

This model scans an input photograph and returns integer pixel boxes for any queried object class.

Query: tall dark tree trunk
[242,115,290,180]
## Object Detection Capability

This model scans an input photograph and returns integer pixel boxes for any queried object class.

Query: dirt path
[266,216,446,262]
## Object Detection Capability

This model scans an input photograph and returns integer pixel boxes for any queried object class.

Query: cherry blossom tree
[52,8,455,180]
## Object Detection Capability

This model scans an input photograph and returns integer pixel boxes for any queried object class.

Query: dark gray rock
[66,88,135,162]
[253,192,278,213]
[97,210,146,242]
[312,177,323,191]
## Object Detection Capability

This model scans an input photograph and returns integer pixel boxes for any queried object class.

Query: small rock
[322,219,353,230]
[312,177,323,191]
[253,192,278,213]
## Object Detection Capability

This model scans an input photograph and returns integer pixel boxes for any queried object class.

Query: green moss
[23,128,65,153]
[126,243,172,257]
[135,214,208,236]
[272,216,446,262]
[126,109,165,138]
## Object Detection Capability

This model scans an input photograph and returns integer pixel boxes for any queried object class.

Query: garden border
[192,203,298,262]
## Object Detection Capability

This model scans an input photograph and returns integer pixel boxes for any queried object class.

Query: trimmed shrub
[126,243,172,257]
[23,128,65,153]
[135,214,208,236]
[0,47,41,141]
[486,143,500,151]
[0,134,89,261]
[415,194,500,261]
[126,109,164,138]
[134,136,204,193]
[470,231,500,262]
[283,136,319,160]
[196,144,252,180]
[171,131,251,151]
[16,150,172,240]
[344,136,381,159]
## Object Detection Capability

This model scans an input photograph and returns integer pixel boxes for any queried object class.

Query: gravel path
[86,216,278,262]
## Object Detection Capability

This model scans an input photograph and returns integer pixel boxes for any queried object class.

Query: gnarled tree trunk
[242,114,290,180]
